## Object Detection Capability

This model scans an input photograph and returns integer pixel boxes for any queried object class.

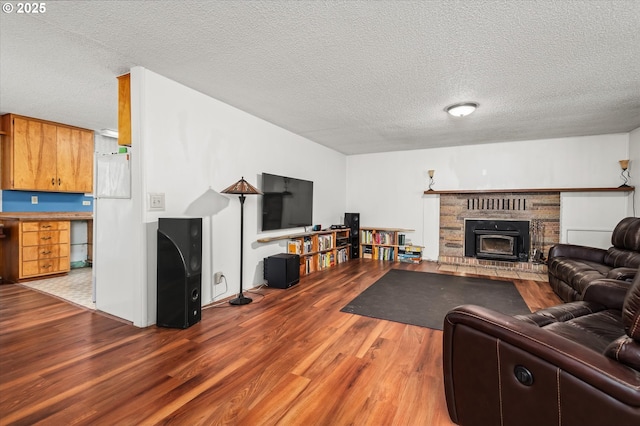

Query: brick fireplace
[438,191,560,272]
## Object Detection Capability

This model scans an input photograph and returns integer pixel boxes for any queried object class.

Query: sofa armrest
[607,267,637,281]
[443,305,640,425]
[548,243,607,264]
[582,279,632,309]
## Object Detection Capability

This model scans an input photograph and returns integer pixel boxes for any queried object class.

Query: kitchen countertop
[0,212,93,221]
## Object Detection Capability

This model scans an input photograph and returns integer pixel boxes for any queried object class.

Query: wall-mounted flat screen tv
[261,173,313,231]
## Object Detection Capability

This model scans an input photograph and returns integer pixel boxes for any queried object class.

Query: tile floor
[19,267,95,310]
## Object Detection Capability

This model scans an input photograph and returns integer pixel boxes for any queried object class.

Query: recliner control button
[514,365,534,386]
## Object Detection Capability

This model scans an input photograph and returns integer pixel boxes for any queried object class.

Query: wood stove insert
[464,219,530,262]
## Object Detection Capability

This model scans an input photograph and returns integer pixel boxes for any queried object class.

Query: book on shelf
[318,234,333,251]
[375,231,394,245]
[318,252,335,269]
[398,245,422,253]
[374,246,395,260]
[337,247,348,263]
[361,230,373,244]
[303,236,313,254]
[288,240,302,254]
[398,256,422,264]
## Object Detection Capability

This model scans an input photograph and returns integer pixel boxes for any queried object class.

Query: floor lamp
[221,177,262,305]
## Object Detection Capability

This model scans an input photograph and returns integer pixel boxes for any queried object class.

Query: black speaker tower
[157,218,202,329]
[344,213,360,259]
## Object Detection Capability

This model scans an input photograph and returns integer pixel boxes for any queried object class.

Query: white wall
[95,67,346,327]
[630,126,640,217]
[347,134,633,259]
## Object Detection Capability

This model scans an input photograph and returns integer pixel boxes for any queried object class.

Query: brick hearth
[438,191,560,272]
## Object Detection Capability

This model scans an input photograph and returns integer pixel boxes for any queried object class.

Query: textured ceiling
[1,1,639,155]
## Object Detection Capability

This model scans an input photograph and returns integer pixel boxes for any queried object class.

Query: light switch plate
[31,196,38,204]
[148,193,165,211]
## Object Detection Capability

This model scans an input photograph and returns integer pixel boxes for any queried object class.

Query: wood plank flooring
[0,260,561,425]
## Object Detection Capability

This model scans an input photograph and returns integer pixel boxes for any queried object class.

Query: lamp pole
[230,193,251,305]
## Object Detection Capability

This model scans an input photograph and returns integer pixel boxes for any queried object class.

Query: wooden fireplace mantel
[424,186,634,195]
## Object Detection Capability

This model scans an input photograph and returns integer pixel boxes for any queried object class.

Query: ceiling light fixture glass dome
[445,102,479,117]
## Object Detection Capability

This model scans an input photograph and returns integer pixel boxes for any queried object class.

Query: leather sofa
[547,216,640,302]
[443,268,640,426]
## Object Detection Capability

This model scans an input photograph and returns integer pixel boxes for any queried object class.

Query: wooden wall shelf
[424,187,634,195]
[257,229,347,243]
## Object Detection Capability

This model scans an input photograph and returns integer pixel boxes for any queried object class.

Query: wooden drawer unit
[18,220,70,279]
[22,259,65,277]
[0,213,91,284]
[22,244,69,261]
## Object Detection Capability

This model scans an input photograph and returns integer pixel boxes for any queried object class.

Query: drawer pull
[58,178,61,186]
[41,225,52,229]
[41,236,52,240]
[51,178,55,186]
[41,250,52,255]
[42,264,52,269]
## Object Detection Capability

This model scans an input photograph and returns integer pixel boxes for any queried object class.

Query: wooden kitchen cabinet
[118,73,131,146]
[1,114,94,192]
[2,220,71,282]
[55,126,94,192]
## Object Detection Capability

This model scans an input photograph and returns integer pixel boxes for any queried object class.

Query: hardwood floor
[0,260,561,425]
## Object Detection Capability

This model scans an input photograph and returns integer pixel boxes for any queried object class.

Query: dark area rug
[341,269,530,330]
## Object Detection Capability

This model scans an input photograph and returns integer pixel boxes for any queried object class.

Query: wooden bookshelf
[257,229,351,277]
[359,227,423,263]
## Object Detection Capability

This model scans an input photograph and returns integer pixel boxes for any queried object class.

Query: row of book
[375,247,395,260]
[318,234,333,251]
[299,247,349,274]
[303,256,313,274]
[288,238,313,255]
[361,230,395,245]
[398,245,423,264]
[336,247,348,264]
[318,252,335,269]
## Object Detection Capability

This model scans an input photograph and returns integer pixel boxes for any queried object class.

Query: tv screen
[261,173,313,231]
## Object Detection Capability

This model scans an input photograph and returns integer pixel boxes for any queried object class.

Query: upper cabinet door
[11,117,57,190]
[118,73,131,146]
[1,114,94,193]
[56,127,94,193]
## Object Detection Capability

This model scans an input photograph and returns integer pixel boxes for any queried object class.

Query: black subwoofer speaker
[157,218,202,328]
[264,253,300,289]
[344,213,360,259]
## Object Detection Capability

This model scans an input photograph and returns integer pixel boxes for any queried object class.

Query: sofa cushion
[622,274,640,340]
[515,301,603,327]
[547,257,613,295]
[542,309,624,353]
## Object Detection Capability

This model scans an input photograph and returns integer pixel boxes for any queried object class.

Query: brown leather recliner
[443,270,640,426]
[547,216,640,302]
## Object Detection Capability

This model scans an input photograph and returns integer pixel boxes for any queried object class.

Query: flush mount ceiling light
[445,102,479,117]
